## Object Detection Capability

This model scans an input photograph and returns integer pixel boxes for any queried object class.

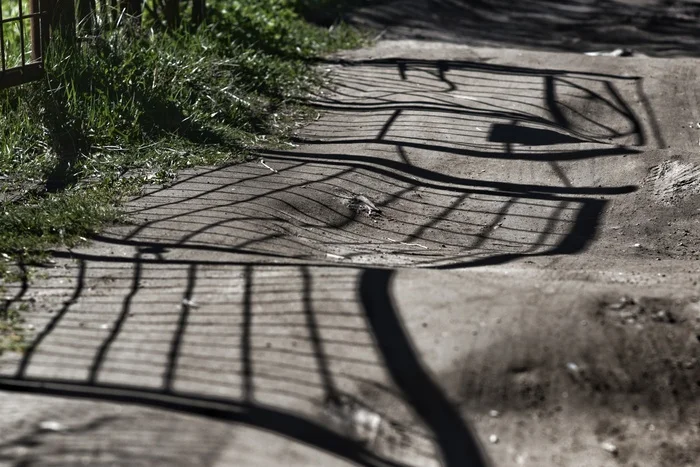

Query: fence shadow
[0,56,660,465]
[0,259,480,466]
[348,0,700,57]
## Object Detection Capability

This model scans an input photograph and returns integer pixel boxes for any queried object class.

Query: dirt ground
[2,1,700,466]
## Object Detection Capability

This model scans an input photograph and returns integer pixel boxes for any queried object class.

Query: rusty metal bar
[0,61,43,87]
[2,12,44,23]
[0,0,54,87]
[18,0,27,66]
[30,0,40,61]
[40,0,49,61]
[0,1,6,71]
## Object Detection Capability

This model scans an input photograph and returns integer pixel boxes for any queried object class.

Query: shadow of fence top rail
[0,0,50,88]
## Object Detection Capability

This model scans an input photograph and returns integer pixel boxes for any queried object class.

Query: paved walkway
[1,38,700,466]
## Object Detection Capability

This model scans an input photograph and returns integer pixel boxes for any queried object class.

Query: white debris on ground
[38,420,66,432]
[645,160,700,204]
[600,441,618,456]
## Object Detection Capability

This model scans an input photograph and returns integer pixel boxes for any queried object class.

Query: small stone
[489,409,500,418]
[652,310,675,323]
[489,434,499,444]
[100,323,111,330]
[566,362,585,383]
[182,298,199,308]
[601,441,618,455]
[634,243,641,248]
[26,324,35,331]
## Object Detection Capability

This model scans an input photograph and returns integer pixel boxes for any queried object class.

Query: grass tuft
[0,0,366,352]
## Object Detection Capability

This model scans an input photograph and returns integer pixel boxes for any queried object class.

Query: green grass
[1,0,34,68]
[0,0,366,352]
[0,299,29,356]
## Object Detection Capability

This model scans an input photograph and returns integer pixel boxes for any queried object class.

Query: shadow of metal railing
[0,55,664,466]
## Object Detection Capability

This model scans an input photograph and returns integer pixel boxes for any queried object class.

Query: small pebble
[601,441,618,455]
[634,243,641,248]
[182,298,199,308]
[489,410,500,418]
[489,434,499,444]
[39,420,65,432]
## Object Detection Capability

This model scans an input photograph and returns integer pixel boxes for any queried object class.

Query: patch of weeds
[0,263,31,355]
[0,188,121,254]
[0,1,364,350]
[0,301,28,355]
[0,0,364,261]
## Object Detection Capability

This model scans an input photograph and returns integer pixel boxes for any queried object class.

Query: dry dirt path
[2,16,700,467]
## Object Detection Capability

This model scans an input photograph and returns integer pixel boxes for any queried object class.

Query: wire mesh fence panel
[0,0,50,88]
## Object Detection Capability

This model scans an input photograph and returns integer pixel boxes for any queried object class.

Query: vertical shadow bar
[89,254,143,383]
[164,263,197,390]
[16,259,86,378]
[377,109,402,140]
[1,260,29,315]
[635,78,666,149]
[301,266,339,402]
[360,269,487,467]
[242,264,253,400]
[545,75,569,129]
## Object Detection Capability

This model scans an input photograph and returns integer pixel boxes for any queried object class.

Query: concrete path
[2,23,700,467]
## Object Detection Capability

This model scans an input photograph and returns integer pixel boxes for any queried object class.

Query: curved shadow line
[261,149,638,196]
[0,377,405,467]
[16,260,86,378]
[290,136,639,162]
[164,263,197,390]
[89,252,143,383]
[318,58,642,81]
[635,78,667,149]
[432,197,605,269]
[1,260,29,317]
[360,269,488,467]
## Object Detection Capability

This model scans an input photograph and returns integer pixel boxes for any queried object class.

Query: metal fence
[0,0,50,88]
